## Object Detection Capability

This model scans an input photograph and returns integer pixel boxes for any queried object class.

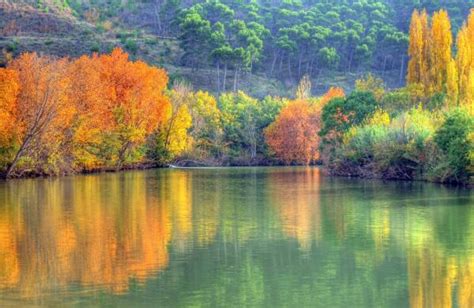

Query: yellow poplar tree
[160,82,193,158]
[446,58,458,106]
[407,10,424,85]
[408,10,431,91]
[420,10,431,87]
[456,9,474,111]
[430,10,453,94]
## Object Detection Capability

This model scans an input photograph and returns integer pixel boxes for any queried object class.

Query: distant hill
[1,0,472,97]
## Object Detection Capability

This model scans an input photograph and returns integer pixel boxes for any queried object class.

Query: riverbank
[2,158,471,188]
[0,161,163,180]
[325,165,473,188]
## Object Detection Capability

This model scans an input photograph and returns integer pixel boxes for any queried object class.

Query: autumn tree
[69,54,108,169]
[320,87,346,105]
[407,9,465,107]
[456,9,474,112]
[407,10,430,88]
[5,53,74,178]
[296,74,311,100]
[265,99,321,165]
[188,90,223,159]
[98,48,170,167]
[0,68,19,153]
[152,81,193,162]
[430,10,454,96]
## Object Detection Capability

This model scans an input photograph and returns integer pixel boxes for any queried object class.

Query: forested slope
[1,0,473,97]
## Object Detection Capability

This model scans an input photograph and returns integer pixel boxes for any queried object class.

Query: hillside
[1,0,473,97]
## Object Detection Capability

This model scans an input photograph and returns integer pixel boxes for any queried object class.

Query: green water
[0,167,472,307]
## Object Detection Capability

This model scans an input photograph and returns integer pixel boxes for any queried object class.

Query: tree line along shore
[0,9,472,185]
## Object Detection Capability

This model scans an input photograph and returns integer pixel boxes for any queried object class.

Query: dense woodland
[0,3,473,185]
[2,0,473,90]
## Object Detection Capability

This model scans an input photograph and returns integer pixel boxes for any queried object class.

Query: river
[0,167,472,307]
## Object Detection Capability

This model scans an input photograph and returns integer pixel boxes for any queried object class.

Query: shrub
[433,108,474,183]
[355,74,385,101]
[6,40,18,53]
[90,42,100,53]
[321,91,379,138]
[380,88,413,115]
[372,107,439,179]
[335,107,441,180]
[124,39,138,54]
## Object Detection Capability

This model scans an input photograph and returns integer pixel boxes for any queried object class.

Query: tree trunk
[287,55,293,81]
[298,52,303,78]
[399,55,406,86]
[309,58,315,76]
[4,137,30,179]
[382,56,388,78]
[223,63,227,92]
[270,52,278,77]
[279,56,283,73]
[117,141,132,170]
[348,48,354,73]
[216,62,220,93]
[233,67,239,92]
[153,1,163,34]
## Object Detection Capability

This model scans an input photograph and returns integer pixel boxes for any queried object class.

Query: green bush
[321,91,379,139]
[336,107,441,180]
[124,39,138,54]
[433,108,474,183]
[6,40,18,53]
[372,107,438,179]
[380,88,413,116]
[90,42,100,53]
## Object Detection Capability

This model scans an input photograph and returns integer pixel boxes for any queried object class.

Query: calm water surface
[0,167,472,307]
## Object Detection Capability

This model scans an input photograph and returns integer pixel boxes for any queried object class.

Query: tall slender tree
[456,9,474,111]
[430,10,454,95]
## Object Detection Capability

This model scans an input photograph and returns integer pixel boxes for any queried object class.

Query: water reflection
[0,168,472,307]
[0,173,171,297]
[268,168,322,251]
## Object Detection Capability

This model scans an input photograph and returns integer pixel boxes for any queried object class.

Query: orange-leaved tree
[69,54,109,169]
[265,87,345,165]
[98,48,170,166]
[6,53,74,178]
[0,68,19,151]
[320,87,346,105]
[265,99,322,165]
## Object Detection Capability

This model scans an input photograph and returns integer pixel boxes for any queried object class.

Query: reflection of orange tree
[0,172,171,298]
[0,204,21,289]
[268,168,322,252]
